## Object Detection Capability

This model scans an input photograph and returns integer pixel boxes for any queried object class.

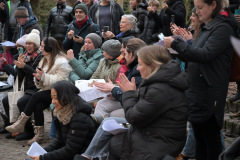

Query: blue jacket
[63,17,101,59]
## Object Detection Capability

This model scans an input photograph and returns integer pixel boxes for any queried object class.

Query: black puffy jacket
[45,3,73,39]
[153,0,186,36]
[131,2,148,32]
[121,60,188,160]
[40,98,96,160]
[140,11,161,44]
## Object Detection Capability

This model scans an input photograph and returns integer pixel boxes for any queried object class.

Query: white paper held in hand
[27,142,47,157]
[102,119,129,135]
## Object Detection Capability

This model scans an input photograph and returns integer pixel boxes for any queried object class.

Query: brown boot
[27,126,44,145]
[5,112,30,133]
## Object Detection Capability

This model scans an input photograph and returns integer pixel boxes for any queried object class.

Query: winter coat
[111,59,142,103]
[69,48,103,83]
[63,17,101,59]
[131,2,148,32]
[0,1,8,24]
[40,97,96,160]
[35,54,72,91]
[120,60,188,160]
[17,50,43,95]
[4,0,34,40]
[90,58,120,83]
[171,14,239,128]
[88,0,124,35]
[45,3,73,39]
[153,0,186,36]
[140,11,161,44]
[115,28,140,43]
[12,16,44,43]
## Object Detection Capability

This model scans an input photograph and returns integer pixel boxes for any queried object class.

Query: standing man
[4,0,33,41]
[63,3,101,59]
[0,0,8,43]
[45,0,73,50]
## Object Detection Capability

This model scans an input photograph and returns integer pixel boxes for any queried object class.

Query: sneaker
[229,112,240,119]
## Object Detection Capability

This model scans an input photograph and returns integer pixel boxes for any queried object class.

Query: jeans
[83,117,127,159]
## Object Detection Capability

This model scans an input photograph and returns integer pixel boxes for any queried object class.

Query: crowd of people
[0,0,240,160]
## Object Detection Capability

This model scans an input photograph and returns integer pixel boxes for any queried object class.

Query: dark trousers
[24,90,51,126]
[192,116,222,160]
[2,94,33,132]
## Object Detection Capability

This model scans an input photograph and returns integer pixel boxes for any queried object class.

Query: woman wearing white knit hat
[6,36,72,145]
[1,29,43,141]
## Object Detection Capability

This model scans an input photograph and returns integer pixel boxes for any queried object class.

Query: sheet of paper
[0,41,16,47]
[75,79,111,102]
[102,119,129,135]
[27,142,47,157]
[230,36,240,57]
[0,81,8,87]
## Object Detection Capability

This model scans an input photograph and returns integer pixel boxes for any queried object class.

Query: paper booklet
[27,142,47,157]
[102,119,129,135]
[75,79,111,102]
[230,36,240,57]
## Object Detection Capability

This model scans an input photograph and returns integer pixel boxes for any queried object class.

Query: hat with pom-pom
[26,29,40,47]
[16,34,28,47]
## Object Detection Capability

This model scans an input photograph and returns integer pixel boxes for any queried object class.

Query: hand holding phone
[235,9,240,15]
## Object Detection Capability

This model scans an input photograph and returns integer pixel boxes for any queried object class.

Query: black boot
[15,119,34,141]
[0,113,10,134]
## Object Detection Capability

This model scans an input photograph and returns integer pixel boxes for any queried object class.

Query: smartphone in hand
[74,35,79,38]
[171,15,175,25]
[158,33,165,41]
[103,26,109,32]
[18,47,24,55]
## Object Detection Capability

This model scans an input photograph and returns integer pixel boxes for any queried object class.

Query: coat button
[200,74,202,77]
[72,130,75,134]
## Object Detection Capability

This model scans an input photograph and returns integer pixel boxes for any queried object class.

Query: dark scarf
[76,15,89,29]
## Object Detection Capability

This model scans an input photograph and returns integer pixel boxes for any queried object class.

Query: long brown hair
[41,37,67,73]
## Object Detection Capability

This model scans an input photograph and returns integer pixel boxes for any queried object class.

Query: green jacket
[91,58,120,83]
[69,48,103,83]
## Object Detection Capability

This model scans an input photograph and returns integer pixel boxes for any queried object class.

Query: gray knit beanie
[74,3,88,15]
[15,6,29,18]
[85,33,102,48]
[102,40,121,59]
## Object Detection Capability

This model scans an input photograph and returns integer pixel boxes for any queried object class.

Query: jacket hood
[142,60,189,91]
[22,16,38,29]
[75,97,92,114]
[204,12,239,37]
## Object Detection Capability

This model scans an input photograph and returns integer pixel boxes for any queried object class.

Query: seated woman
[102,14,140,42]
[74,45,189,160]
[67,33,103,83]
[29,80,97,160]
[5,37,72,145]
[0,31,43,141]
[93,38,146,118]
[90,39,121,82]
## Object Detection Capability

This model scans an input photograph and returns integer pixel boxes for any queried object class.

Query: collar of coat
[53,104,75,125]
